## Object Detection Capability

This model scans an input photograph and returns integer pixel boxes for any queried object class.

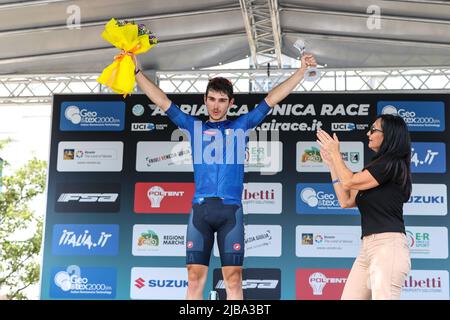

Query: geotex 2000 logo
[60,101,125,131]
[296,184,358,215]
[50,265,116,299]
[378,101,445,132]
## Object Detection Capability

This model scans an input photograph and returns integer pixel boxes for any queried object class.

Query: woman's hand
[316,129,341,157]
[319,148,333,168]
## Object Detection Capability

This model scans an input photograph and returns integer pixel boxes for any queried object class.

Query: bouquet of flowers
[97,18,158,97]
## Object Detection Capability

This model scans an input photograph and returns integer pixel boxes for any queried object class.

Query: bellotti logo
[410,142,446,173]
[50,265,116,299]
[130,267,188,299]
[406,227,448,259]
[401,270,449,300]
[132,224,186,256]
[405,184,447,216]
[213,268,281,300]
[242,183,282,214]
[60,101,125,131]
[134,183,195,214]
[52,224,119,256]
[296,269,350,300]
[296,184,359,215]
[378,101,445,132]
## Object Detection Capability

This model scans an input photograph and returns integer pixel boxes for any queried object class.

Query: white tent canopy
[1,0,450,75]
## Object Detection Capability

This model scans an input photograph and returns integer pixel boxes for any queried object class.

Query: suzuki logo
[135,277,146,289]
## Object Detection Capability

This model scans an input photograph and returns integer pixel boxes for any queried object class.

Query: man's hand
[300,54,317,71]
[121,50,140,71]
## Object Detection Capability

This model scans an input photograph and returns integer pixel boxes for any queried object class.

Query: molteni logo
[55,183,120,213]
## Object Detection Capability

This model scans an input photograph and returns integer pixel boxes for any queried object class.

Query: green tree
[0,139,47,299]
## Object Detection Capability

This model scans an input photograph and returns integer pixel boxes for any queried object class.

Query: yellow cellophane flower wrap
[97,18,156,97]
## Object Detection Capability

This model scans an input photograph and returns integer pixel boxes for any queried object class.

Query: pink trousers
[341,232,411,300]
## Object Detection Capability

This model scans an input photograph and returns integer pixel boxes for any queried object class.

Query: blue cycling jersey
[165,99,271,205]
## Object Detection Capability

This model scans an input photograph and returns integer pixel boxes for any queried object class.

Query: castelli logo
[187,241,193,249]
[233,243,241,251]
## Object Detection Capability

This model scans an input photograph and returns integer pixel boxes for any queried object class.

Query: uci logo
[132,123,155,131]
[331,123,355,131]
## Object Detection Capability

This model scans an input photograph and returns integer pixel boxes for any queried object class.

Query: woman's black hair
[366,114,412,200]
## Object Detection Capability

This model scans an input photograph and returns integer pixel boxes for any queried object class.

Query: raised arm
[320,149,358,208]
[264,54,316,107]
[132,53,171,112]
[317,130,380,191]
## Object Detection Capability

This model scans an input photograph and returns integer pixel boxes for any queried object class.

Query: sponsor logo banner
[296,183,359,215]
[134,182,195,214]
[330,122,369,132]
[132,224,187,256]
[296,225,361,257]
[405,184,447,216]
[130,267,188,300]
[214,225,282,257]
[52,224,119,256]
[378,101,445,132]
[213,268,281,300]
[296,269,350,300]
[411,142,446,173]
[60,101,125,131]
[131,123,168,131]
[245,141,283,173]
[55,183,120,213]
[406,227,448,259]
[297,142,363,173]
[242,183,282,214]
[50,265,116,299]
[57,141,123,172]
[136,141,193,172]
[401,270,449,300]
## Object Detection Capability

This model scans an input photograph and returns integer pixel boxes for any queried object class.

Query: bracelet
[332,179,340,184]
[135,68,141,75]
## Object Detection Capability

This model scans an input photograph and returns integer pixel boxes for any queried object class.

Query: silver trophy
[293,39,320,82]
